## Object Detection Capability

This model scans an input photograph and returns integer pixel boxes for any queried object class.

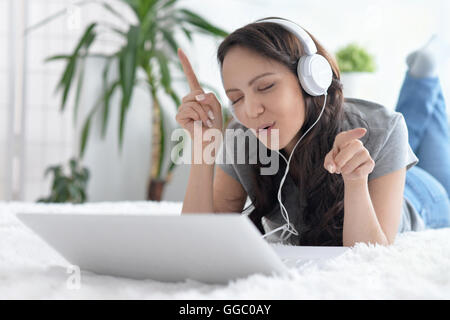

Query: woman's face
[222,46,306,153]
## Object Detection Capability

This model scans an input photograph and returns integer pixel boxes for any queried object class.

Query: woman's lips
[257,121,276,134]
[257,121,275,130]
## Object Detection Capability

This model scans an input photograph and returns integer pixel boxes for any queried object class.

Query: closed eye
[231,83,275,105]
[259,83,274,91]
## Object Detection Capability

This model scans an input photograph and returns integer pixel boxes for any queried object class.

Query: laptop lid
[16,212,288,284]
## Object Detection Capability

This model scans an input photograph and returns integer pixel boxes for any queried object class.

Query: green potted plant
[335,42,377,99]
[37,158,90,203]
[26,0,231,201]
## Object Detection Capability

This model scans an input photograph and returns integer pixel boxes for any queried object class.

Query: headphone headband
[257,18,317,56]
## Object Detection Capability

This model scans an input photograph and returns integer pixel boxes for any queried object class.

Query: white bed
[1,201,449,299]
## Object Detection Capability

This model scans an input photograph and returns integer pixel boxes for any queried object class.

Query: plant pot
[340,72,377,100]
[147,178,167,201]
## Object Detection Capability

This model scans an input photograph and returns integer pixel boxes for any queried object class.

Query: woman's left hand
[323,127,375,182]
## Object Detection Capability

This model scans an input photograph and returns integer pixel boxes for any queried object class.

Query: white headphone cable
[262,93,328,241]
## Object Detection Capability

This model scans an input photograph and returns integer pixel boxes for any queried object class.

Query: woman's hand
[176,48,223,141]
[323,128,375,182]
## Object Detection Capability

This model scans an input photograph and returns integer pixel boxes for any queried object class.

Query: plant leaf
[79,99,102,158]
[44,165,61,178]
[80,114,92,159]
[118,25,140,149]
[161,0,178,9]
[155,50,171,91]
[57,23,97,111]
[120,0,140,18]
[98,0,130,24]
[181,26,192,41]
[73,56,86,125]
[177,8,228,37]
[160,28,179,54]
[100,56,114,137]
[101,81,119,138]
[25,4,75,35]
[45,54,72,61]
[69,158,78,175]
[167,88,180,109]
[137,0,158,21]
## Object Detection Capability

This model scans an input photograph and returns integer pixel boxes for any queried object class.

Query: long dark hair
[217,17,346,246]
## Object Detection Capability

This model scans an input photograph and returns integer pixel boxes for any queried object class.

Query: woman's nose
[244,96,264,119]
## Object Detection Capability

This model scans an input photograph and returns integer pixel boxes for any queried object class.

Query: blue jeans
[395,71,450,229]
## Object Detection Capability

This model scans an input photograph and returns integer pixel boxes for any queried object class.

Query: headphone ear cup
[297,54,333,96]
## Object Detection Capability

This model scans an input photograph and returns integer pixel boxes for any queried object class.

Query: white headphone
[265,18,333,96]
[233,18,333,242]
[229,18,332,123]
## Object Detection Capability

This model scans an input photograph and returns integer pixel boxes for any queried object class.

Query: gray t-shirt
[215,98,424,244]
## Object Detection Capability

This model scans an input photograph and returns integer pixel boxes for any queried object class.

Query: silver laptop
[16,212,348,284]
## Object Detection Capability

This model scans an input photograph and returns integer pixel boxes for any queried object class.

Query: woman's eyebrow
[225,72,275,93]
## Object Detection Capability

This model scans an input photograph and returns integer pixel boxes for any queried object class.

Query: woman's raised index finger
[178,48,203,92]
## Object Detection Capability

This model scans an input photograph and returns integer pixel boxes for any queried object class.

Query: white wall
[0,0,449,202]
[0,0,8,200]
[1,0,131,202]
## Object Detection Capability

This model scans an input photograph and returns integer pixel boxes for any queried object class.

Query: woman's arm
[176,48,226,214]
[366,168,406,243]
[342,170,406,246]
[181,151,216,213]
[181,146,249,214]
[181,131,248,214]
[324,128,404,246]
[342,179,387,246]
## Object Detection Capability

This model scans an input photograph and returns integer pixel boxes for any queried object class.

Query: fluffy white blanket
[1,201,449,299]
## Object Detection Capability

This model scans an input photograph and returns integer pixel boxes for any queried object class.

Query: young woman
[176,17,450,247]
